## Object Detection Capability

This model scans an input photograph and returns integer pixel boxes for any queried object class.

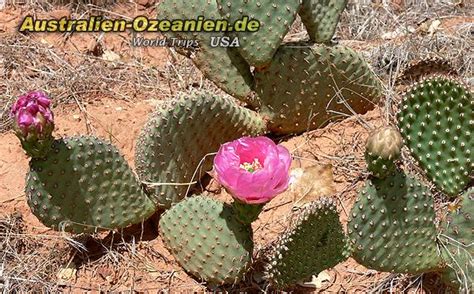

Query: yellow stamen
[240,158,262,173]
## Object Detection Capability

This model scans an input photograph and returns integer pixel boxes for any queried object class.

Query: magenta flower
[11,91,54,138]
[213,136,292,204]
[10,91,55,158]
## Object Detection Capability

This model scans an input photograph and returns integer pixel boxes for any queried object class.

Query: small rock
[428,19,441,36]
[297,270,331,289]
[102,50,120,62]
[57,266,77,284]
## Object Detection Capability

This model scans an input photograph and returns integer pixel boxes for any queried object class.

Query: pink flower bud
[11,91,54,138]
[213,136,292,204]
[10,91,55,158]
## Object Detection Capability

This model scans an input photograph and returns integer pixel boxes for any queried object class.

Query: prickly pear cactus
[255,43,382,135]
[216,0,302,67]
[158,0,256,105]
[395,56,457,86]
[398,76,473,196]
[191,43,259,108]
[299,0,348,43]
[439,188,473,292]
[26,136,156,233]
[159,195,253,285]
[348,171,442,274]
[135,92,267,208]
[365,126,403,178]
[265,198,349,288]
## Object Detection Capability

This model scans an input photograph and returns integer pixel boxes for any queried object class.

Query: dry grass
[0,34,221,133]
[0,212,186,292]
[341,1,471,40]
[0,33,163,131]
[0,213,68,292]
[342,1,473,77]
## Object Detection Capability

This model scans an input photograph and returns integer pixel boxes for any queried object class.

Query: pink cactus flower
[11,91,54,138]
[213,136,292,204]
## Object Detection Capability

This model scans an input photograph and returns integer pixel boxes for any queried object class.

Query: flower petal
[17,109,34,127]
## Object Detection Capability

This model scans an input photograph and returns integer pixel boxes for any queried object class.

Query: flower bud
[11,91,55,158]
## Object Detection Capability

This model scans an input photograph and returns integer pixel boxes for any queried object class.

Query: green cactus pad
[398,76,473,196]
[159,195,253,285]
[299,0,348,43]
[135,92,267,208]
[365,153,396,179]
[26,136,155,233]
[191,43,259,108]
[439,188,473,291]
[157,0,256,105]
[265,198,349,288]
[365,127,403,178]
[348,171,442,274]
[216,0,302,67]
[395,56,457,86]
[255,43,382,135]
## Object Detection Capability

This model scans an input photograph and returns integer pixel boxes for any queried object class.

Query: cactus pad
[26,136,156,233]
[191,43,259,108]
[255,43,382,135]
[158,0,255,104]
[299,0,348,43]
[439,188,473,291]
[398,76,473,196]
[395,56,457,85]
[365,126,403,178]
[348,171,442,274]
[159,195,253,285]
[217,0,302,67]
[265,198,349,288]
[135,92,267,208]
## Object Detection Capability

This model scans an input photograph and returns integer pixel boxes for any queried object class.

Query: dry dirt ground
[0,0,472,293]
